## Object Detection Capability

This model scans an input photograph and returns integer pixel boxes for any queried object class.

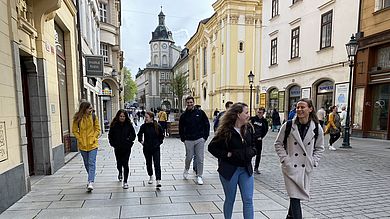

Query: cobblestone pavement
[257,131,390,219]
[1,124,389,219]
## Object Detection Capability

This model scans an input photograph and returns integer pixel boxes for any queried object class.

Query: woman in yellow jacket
[72,101,101,191]
[325,106,341,151]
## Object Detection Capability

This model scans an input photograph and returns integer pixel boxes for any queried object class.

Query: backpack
[283,120,319,151]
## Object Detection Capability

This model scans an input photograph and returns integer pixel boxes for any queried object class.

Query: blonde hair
[73,101,92,124]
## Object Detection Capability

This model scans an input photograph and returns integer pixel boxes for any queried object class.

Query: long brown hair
[215,102,250,144]
[110,109,131,128]
[145,111,159,134]
[297,98,319,123]
[73,101,92,124]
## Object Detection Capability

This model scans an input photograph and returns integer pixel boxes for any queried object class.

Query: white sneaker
[183,169,189,180]
[196,176,203,185]
[156,180,161,188]
[148,176,153,184]
[87,182,93,191]
[329,146,337,151]
[123,183,129,189]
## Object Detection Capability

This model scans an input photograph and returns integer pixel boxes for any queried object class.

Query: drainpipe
[76,0,85,100]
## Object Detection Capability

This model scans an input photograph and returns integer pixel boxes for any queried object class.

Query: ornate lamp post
[341,34,358,148]
[248,71,255,117]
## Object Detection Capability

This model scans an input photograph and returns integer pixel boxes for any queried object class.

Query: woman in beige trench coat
[274,98,325,219]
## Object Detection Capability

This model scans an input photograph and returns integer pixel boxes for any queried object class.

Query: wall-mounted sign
[85,55,104,77]
[260,93,266,108]
[301,87,311,99]
[0,122,8,162]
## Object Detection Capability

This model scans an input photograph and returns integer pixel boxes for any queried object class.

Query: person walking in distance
[317,107,326,128]
[72,101,101,192]
[274,98,325,219]
[214,101,233,132]
[179,96,210,185]
[250,107,269,174]
[325,106,341,151]
[271,108,281,132]
[157,109,168,136]
[339,106,347,137]
[138,112,164,187]
[208,103,257,219]
[108,109,136,189]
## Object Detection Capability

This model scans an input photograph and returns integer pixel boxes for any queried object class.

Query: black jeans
[329,132,341,146]
[114,147,131,183]
[287,198,302,219]
[254,140,263,170]
[143,147,161,180]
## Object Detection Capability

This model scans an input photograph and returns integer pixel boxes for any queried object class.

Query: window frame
[271,0,279,18]
[290,27,300,59]
[320,10,333,49]
[99,3,107,23]
[270,38,278,66]
[100,43,109,64]
[203,47,207,76]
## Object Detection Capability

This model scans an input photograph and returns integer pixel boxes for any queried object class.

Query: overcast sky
[121,0,215,77]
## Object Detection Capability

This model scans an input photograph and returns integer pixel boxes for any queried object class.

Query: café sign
[85,55,104,77]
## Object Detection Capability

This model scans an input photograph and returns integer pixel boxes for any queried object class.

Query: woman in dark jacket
[208,103,256,219]
[108,109,136,189]
[138,111,164,187]
[272,108,281,132]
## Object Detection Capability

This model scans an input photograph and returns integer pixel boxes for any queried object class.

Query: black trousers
[254,140,263,170]
[114,147,131,183]
[287,198,302,219]
[143,147,161,180]
[329,132,341,146]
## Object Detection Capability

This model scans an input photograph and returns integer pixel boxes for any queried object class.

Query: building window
[375,0,390,11]
[270,38,278,65]
[203,47,207,76]
[203,87,207,100]
[154,55,158,65]
[291,27,300,59]
[269,88,279,110]
[162,55,167,66]
[377,46,390,70]
[99,3,107,23]
[100,43,109,64]
[161,72,165,80]
[238,41,244,52]
[192,57,196,80]
[320,10,332,49]
[272,0,279,18]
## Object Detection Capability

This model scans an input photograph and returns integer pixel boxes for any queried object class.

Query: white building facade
[260,0,359,119]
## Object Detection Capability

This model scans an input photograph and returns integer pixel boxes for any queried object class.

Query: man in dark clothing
[179,96,210,185]
[250,107,269,174]
[213,101,233,132]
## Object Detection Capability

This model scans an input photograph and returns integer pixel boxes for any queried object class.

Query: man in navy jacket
[179,96,210,185]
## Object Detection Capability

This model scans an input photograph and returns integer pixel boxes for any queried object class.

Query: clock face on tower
[162,43,167,49]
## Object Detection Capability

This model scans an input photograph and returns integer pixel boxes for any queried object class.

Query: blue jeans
[219,167,254,219]
[80,149,98,183]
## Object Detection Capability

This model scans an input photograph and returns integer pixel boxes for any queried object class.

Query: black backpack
[283,120,319,151]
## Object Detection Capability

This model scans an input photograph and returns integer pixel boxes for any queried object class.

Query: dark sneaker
[254,169,261,174]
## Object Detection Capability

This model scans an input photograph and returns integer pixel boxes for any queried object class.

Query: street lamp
[341,34,358,148]
[248,71,255,117]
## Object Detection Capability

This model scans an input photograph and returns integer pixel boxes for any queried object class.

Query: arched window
[316,80,334,111]
[162,55,168,65]
[154,55,158,65]
[289,85,301,111]
[269,88,279,111]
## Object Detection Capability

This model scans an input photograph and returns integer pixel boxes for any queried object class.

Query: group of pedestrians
[72,97,325,219]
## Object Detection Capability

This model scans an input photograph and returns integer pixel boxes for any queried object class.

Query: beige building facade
[186,0,262,117]
[0,0,79,212]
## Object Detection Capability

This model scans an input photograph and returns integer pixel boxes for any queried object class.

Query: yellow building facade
[0,0,79,212]
[186,0,262,117]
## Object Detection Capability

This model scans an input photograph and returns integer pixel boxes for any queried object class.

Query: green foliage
[123,67,137,102]
[172,73,187,109]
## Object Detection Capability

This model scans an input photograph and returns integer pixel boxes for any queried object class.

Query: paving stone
[7,201,51,210]
[36,206,120,218]
[0,210,40,219]
[120,203,194,218]
[83,198,140,207]
[190,202,221,214]
[141,196,171,205]
[170,194,223,203]
[48,200,84,209]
